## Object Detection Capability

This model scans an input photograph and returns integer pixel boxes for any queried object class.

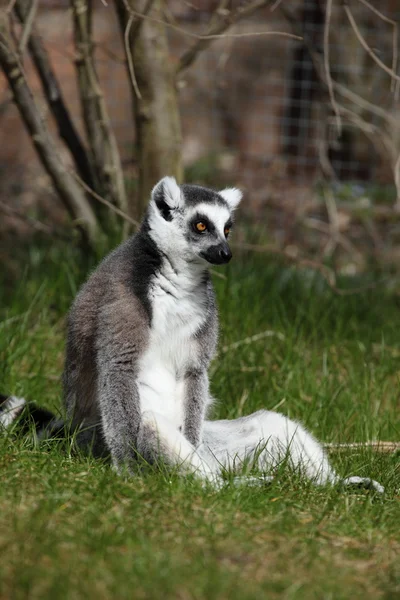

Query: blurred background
[1,0,400,282]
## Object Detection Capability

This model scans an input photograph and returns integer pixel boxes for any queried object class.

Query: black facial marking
[225,219,233,230]
[200,242,232,265]
[181,184,229,209]
[224,219,233,237]
[191,214,216,235]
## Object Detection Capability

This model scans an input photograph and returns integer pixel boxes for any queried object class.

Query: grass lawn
[0,239,399,599]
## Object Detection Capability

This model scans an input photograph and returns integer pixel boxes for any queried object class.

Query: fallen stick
[324,441,400,453]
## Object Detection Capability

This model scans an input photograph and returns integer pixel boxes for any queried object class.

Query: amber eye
[224,227,231,238]
[195,221,207,233]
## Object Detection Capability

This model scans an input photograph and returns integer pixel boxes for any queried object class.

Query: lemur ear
[219,188,243,211]
[151,176,182,220]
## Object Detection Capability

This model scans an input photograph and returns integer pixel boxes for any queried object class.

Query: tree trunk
[71,0,128,229]
[0,11,100,248]
[117,0,182,219]
[14,0,96,194]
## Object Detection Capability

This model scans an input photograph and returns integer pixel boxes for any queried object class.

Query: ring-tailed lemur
[0,177,383,493]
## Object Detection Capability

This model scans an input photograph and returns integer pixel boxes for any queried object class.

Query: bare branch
[0,199,72,240]
[13,0,95,192]
[356,0,399,95]
[122,0,154,42]
[6,0,17,13]
[0,11,100,246]
[70,169,140,229]
[333,79,397,126]
[221,330,285,353]
[324,441,400,453]
[324,0,342,136]
[343,0,400,84]
[116,0,155,101]
[120,1,301,76]
[17,0,37,55]
[279,4,398,125]
[71,0,128,220]
[177,0,287,74]
[123,13,141,99]
[279,1,400,205]
[116,0,182,219]
[270,0,283,11]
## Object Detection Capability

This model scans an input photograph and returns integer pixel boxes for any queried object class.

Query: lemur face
[148,177,242,266]
[184,200,233,265]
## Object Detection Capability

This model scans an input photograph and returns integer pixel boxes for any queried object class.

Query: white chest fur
[137,261,208,428]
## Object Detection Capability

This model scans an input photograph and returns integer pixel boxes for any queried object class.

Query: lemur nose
[219,247,232,262]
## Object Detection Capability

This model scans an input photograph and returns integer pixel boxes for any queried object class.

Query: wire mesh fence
[0,0,399,217]
[174,0,400,200]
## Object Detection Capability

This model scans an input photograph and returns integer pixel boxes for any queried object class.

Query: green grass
[0,238,399,599]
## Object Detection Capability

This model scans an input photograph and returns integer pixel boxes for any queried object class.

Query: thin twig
[70,169,140,229]
[210,269,227,280]
[177,0,239,73]
[324,0,342,136]
[124,13,141,99]
[334,80,397,126]
[270,0,283,11]
[178,28,301,74]
[357,0,397,25]
[120,3,302,68]
[71,0,128,219]
[221,330,285,353]
[279,1,400,207]
[6,0,17,13]
[183,29,301,42]
[124,0,155,42]
[356,0,399,96]
[335,105,400,200]
[17,0,37,56]
[343,1,400,83]
[324,441,400,453]
[279,4,398,125]
[0,200,72,240]
[94,43,125,64]
[116,0,155,100]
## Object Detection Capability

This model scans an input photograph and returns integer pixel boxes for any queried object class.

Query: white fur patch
[219,188,242,211]
[187,203,231,237]
[152,176,182,209]
[137,257,208,430]
[141,410,214,478]
[0,396,26,428]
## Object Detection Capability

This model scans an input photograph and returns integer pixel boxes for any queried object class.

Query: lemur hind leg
[136,410,222,485]
[201,410,384,493]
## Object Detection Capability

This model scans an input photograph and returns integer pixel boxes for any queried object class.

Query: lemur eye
[224,227,231,238]
[195,221,207,233]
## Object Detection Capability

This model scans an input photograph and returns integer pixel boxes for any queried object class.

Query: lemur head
[146,176,242,266]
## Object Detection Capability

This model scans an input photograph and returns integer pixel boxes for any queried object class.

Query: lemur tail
[0,394,64,438]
